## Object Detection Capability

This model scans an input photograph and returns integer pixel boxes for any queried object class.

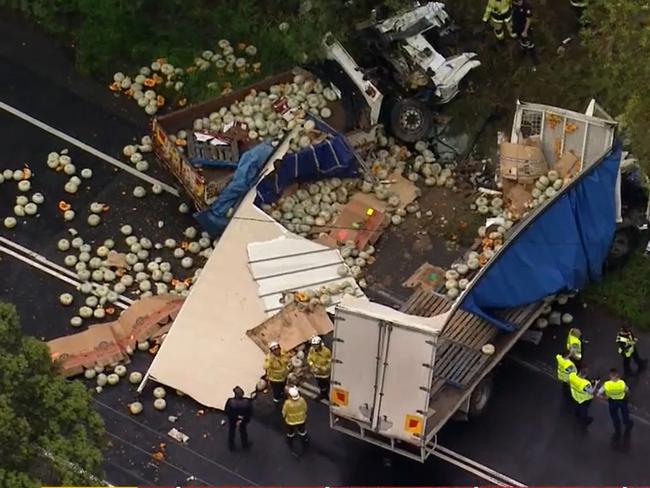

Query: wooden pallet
[401,288,452,317]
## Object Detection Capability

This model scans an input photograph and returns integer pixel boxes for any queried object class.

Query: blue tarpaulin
[194,141,275,237]
[254,117,358,206]
[460,145,622,331]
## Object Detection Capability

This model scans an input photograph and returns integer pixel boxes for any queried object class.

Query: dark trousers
[286,422,308,440]
[228,419,249,447]
[575,400,592,425]
[622,350,645,375]
[270,380,285,403]
[316,377,330,400]
[516,31,539,66]
[608,399,632,433]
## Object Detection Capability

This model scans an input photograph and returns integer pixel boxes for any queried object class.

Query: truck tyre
[390,98,433,142]
[468,375,493,420]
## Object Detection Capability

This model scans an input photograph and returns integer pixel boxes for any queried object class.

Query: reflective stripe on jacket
[570,0,587,8]
[569,372,593,404]
[282,397,307,425]
[617,334,636,358]
[308,346,332,378]
[603,379,627,400]
[556,354,576,383]
[483,0,513,22]
[264,353,289,382]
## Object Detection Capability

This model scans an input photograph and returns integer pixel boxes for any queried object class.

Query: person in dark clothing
[224,386,252,450]
[512,0,539,70]
[617,326,647,376]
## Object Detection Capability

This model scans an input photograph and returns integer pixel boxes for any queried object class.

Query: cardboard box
[402,263,447,291]
[500,142,548,183]
[555,150,581,178]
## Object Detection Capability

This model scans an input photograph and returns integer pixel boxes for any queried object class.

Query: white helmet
[288,387,300,400]
[311,336,322,346]
[269,341,280,350]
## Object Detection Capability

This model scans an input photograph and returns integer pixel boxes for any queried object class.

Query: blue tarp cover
[254,118,358,206]
[194,141,274,237]
[459,145,622,331]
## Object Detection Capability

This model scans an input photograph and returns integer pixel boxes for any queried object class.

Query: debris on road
[167,427,189,443]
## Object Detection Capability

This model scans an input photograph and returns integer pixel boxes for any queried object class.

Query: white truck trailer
[328,100,618,462]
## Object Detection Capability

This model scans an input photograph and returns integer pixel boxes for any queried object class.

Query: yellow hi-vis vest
[307,345,332,378]
[603,379,627,400]
[282,397,307,425]
[264,352,289,382]
[556,354,576,383]
[569,372,593,404]
[566,333,582,360]
[483,0,513,22]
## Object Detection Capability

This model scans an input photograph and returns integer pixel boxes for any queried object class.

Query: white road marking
[0,100,179,197]
[432,444,527,486]
[0,237,132,309]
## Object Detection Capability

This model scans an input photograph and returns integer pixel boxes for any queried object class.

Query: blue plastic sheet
[194,141,274,237]
[254,118,358,206]
[460,145,622,331]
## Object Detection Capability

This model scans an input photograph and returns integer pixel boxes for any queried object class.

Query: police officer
[598,368,633,436]
[569,368,595,426]
[482,0,516,41]
[224,386,253,450]
[512,0,539,69]
[264,342,290,403]
[566,327,583,368]
[556,350,577,399]
[307,336,332,400]
[617,326,646,376]
[282,387,309,450]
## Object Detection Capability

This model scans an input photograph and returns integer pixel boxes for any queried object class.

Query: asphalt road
[2,13,650,487]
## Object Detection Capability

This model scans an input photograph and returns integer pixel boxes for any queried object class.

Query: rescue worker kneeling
[282,387,309,449]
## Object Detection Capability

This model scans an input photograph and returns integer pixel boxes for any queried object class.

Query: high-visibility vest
[556,354,576,383]
[307,346,332,378]
[616,334,636,358]
[483,0,513,22]
[569,372,593,404]
[566,333,582,360]
[603,379,627,400]
[264,352,289,382]
[282,397,307,425]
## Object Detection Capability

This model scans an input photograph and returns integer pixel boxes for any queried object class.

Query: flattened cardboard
[403,263,447,291]
[246,303,333,353]
[47,295,184,377]
[555,150,580,178]
[502,179,533,218]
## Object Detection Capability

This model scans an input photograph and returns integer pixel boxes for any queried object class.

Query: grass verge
[583,246,650,330]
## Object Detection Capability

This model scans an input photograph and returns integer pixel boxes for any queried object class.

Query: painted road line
[0,100,179,197]
[433,444,527,487]
[0,242,130,310]
[0,236,132,304]
[430,447,525,487]
[0,236,134,306]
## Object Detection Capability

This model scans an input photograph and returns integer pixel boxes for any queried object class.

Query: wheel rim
[400,107,423,131]
[473,384,489,412]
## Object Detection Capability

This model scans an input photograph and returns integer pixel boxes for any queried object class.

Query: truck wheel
[390,99,433,143]
[468,375,493,420]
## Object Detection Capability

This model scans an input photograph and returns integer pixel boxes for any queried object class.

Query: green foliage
[0,303,106,486]
[583,249,650,330]
[0,0,412,100]
[581,0,650,175]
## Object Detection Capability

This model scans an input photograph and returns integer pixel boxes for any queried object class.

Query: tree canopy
[0,303,105,488]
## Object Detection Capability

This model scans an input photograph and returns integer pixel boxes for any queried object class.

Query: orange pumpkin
[143,78,156,87]
[58,201,71,212]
